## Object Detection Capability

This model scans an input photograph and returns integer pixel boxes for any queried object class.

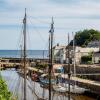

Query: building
[92,52,100,64]
[53,44,100,64]
[53,44,66,63]
[87,40,100,48]
[75,47,99,64]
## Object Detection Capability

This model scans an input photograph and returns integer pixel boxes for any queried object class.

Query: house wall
[92,53,100,64]
[53,45,66,64]
[54,45,100,64]
[74,47,99,64]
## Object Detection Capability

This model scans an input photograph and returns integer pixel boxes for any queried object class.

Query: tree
[70,29,100,47]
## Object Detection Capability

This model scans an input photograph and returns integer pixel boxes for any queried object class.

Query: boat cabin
[53,64,64,74]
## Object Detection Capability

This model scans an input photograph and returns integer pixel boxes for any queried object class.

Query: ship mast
[48,34,51,100]
[72,32,76,88]
[23,8,27,100]
[49,17,54,100]
[68,33,71,100]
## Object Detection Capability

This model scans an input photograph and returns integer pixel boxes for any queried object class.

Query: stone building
[75,47,99,64]
[53,44,66,63]
[92,52,100,64]
[53,44,100,64]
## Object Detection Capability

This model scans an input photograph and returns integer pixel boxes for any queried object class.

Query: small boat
[53,83,87,94]
[68,85,87,94]
[64,83,87,94]
[53,84,67,93]
[39,74,56,88]
[52,74,87,94]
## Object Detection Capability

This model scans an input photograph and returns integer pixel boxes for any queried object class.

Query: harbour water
[0,50,48,58]
[0,50,97,100]
[0,69,70,100]
[0,69,96,100]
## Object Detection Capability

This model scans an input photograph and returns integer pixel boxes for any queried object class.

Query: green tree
[70,29,100,47]
[81,52,92,64]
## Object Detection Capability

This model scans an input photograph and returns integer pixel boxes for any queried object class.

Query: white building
[53,44,66,63]
[53,44,100,64]
[75,47,99,64]
[92,52,100,64]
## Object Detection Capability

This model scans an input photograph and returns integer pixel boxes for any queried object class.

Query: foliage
[81,53,92,64]
[35,62,48,69]
[70,29,100,47]
[0,76,11,100]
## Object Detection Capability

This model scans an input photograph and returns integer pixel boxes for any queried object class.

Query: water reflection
[0,69,95,100]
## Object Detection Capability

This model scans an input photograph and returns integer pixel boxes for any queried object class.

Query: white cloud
[0,0,100,49]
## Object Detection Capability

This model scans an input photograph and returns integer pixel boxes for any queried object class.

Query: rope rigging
[0,10,99,100]
[29,16,50,25]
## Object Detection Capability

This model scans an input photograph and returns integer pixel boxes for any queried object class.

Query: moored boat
[39,74,56,88]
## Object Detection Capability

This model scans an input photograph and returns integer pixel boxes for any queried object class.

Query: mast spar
[23,8,27,100]
[72,32,76,87]
[49,17,54,100]
[67,33,71,100]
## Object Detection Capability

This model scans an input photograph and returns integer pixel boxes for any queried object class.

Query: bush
[87,61,92,64]
[0,76,11,100]
[81,55,92,64]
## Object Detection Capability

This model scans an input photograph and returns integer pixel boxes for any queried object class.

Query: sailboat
[53,33,87,94]
[56,34,86,94]
[20,9,47,100]
[18,10,86,99]
[16,8,29,100]
[39,18,56,89]
[53,33,69,93]
[21,8,27,100]
[39,18,68,96]
[17,9,29,76]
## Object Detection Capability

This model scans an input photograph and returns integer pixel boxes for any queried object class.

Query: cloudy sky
[0,0,100,50]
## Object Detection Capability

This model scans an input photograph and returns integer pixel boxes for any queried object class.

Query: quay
[0,62,20,69]
[61,74,100,94]
[0,58,100,95]
[0,58,48,69]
